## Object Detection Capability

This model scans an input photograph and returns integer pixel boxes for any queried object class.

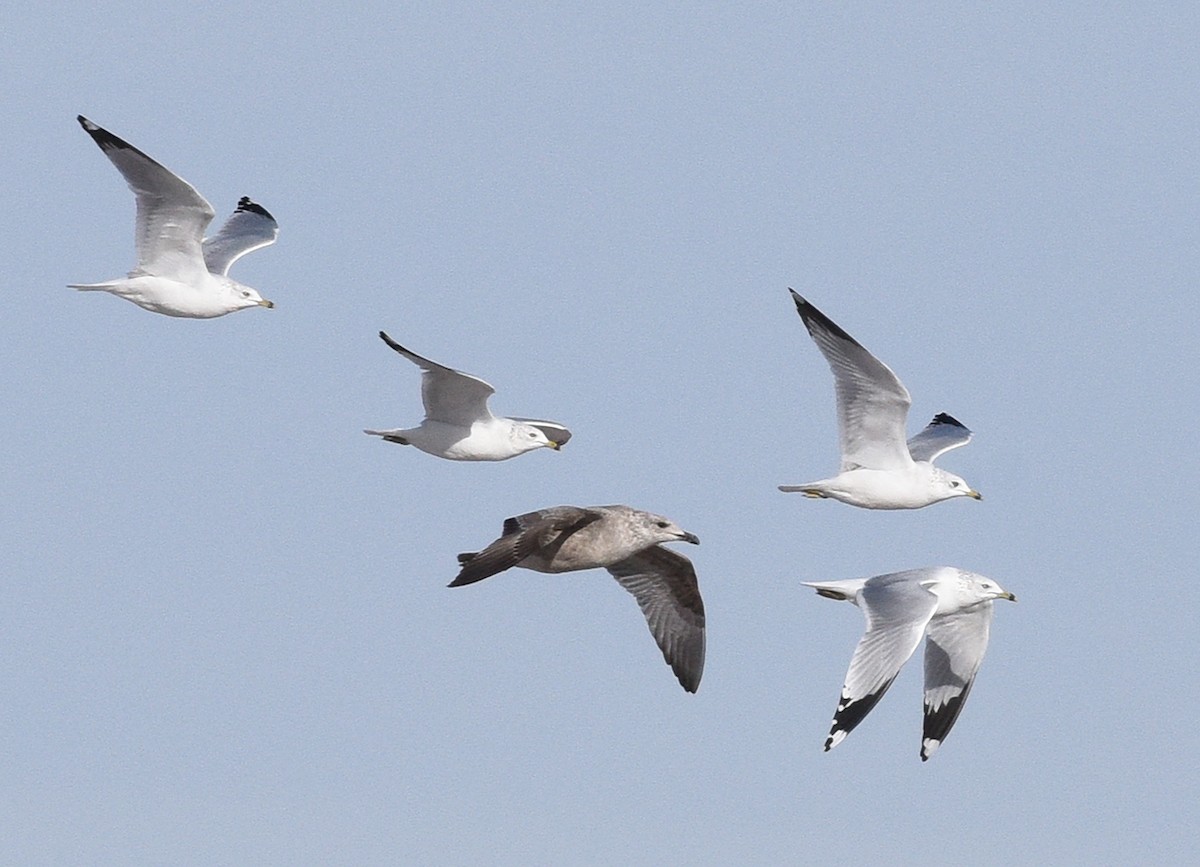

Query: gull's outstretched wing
[607,546,706,693]
[906,412,973,464]
[378,332,496,426]
[789,290,913,472]
[824,573,938,751]
[77,116,214,283]
[450,507,601,587]
[921,603,993,761]
[202,197,279,276]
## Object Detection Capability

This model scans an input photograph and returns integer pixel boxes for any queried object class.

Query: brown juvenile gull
[452,505,705,692]
[70,116,277,318]
[364,332,570,461]
[803,567,1016,761]
[779,290,981,509]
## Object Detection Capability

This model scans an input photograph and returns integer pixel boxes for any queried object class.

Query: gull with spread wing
[779,290,981,509]
[364,332,570,461]
[452,505,705,692]
[804,567,1015,761]
[70,116,277,318]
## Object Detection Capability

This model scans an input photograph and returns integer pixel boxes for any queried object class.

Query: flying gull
[364,331,570,461]
[452,505,705,692]
[70,115,277,318]
[779,290,981,509]
[803,567,1015,760]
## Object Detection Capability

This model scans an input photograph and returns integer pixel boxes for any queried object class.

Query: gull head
[225,278,274,311]
[932,467,981,502]
[509,422,560,454]
[959,571,1017,604]
[633,511,700,547]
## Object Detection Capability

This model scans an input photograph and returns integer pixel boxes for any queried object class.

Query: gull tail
[778,484,828,497]
[363,429,410,445]
[801,579,867,601]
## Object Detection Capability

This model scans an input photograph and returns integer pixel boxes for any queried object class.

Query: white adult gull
[452,505,705,692]
[779,290,981,509]
[363,331,571,461]
[803,567,1015,761]
[70,115,277,318]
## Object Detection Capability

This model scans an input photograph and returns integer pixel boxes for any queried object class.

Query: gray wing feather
[77,116,214,283]
[789,291,913,472]
[906,413,973,464]
[202,197,279,276]
[606,546,706,693]
[378,332,496,426]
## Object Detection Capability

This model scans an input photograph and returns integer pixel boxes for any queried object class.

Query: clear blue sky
[3,3,1197,864]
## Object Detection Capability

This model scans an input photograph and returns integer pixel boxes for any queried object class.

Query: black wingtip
[787,289,859,345]
[930,412,967,429]
[76,115,129,152]
[378,330,408,352]
[235,196,275,220]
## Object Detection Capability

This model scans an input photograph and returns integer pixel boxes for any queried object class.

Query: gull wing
[824,573,938,751]
[606,546,706,693]
[509,418,572,447]
[921,603,994,761]
[450,507,601,587]
[906,413,973,464]
[77,116,214,283]
[202,197,279,276]
[378,332,496,426]
[789,290,913,472]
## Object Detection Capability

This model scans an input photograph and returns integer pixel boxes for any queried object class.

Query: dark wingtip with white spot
[76,115,126,151]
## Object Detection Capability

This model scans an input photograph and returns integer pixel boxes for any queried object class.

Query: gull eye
[950,481,961,488]
[241,290,250,297]
[655,521,669,529]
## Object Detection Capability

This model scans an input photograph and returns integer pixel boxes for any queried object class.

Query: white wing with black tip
[788,290,913,472]
[202,197,279,276]
[906,412,973,464]
[77,115,215,284]
[825,574,938,751]
[377,332,497,427]
[921,602,994,761]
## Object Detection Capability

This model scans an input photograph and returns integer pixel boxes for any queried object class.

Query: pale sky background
[3,3,1198,864]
